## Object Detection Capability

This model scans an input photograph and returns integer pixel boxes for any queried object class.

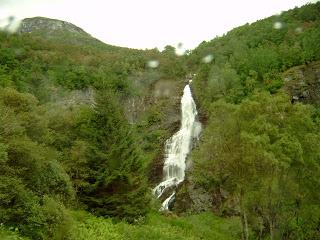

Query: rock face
[283,61,320,105]
[17,17,110,47]
[123,77,182,125]
[18,17,90,37]
[52,88,95,108]
[173,176,213,214]
[146,79,184,185]
[121,73,185,185]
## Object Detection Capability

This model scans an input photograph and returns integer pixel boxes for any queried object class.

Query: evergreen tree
[73,91,150,221]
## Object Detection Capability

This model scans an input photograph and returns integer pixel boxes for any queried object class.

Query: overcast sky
[0,0,317,50]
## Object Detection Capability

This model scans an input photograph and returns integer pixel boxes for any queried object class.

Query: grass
[0,226,30,240]
[71,211,241,240]
[1,211,241,239]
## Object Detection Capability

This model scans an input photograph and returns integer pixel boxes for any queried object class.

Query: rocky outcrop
[173,171,239,216]
[17,17,110,48]
[48,87,95,109]
[122,73,185,186]
[146,79,184,185]
[123,77,183,124]
[173,176,212,214]
[18,17,91,37]
[283,61,320,105]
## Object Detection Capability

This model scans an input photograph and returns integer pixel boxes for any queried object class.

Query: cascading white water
[153,84,201,210]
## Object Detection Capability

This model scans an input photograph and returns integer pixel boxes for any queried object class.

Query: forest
[0,2,320,240]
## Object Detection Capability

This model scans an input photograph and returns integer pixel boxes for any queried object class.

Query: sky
[0,0,317,50]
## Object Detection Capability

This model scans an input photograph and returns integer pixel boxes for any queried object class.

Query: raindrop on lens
[273,21,282,30]
[147,60,159,68]
[295,27,303,33]
[175,42,185,56]
[202,54,213,63]
[1,16,21,33]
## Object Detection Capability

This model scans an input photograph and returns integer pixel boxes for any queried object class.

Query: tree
[73,91,150,221]
[192,91,320,239]
[0,88,74,239]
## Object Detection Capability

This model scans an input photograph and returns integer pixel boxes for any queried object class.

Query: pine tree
[75,91,150,221]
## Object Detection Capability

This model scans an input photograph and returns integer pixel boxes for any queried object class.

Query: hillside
[180,2,320,240]
[0,2,320,240]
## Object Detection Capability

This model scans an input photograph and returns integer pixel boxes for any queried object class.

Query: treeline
[0,29,186,95]
[189,2,320,239]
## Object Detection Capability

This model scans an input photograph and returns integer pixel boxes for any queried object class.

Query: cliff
[283,61,320,105]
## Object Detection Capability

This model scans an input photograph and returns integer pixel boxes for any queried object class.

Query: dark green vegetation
[0,211,240,240]
[1,2,320,240]
[0,17,188,239]
[189,2,320,240]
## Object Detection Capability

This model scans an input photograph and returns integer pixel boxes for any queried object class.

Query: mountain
[19,17,91,37]
[18,17,123,50]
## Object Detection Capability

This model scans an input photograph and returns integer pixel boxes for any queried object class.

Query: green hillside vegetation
[1,211,240,240]
[0,24,187,238]
[0,2,319,240]
[190,3,320,106]
[189,2,320,239]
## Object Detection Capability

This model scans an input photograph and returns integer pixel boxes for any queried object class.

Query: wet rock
[148,152,165,185]
[173,176,212,214]
[283,61,320,105]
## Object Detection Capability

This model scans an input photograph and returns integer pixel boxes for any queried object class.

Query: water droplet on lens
[175,42,185,56]
[147,60,159,68]
[0,16,21,33]
[202,54,213,63]
[295,27,303,33]
[273,21,282,30]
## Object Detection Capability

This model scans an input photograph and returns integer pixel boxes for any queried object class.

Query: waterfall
[153,84,201,210]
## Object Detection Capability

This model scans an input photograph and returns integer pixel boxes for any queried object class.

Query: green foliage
[192,91,320,239]
[0,18,184,232]
[302,25,320,61]
[190,2,320,107]
[159,45,186,79]
[0,88,74,239]
[0,176,73,239]
[0,3,319,240]
[70,92,151,221]
[70,211,241,240]
[71,211,123,240]
[0,17,180,236]
[0,64,13,87]
[189,7,320,238]
[0,225,30,240]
